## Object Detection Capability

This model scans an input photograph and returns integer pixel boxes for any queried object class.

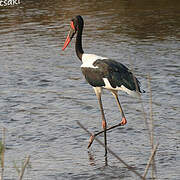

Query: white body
[81,54,108,68]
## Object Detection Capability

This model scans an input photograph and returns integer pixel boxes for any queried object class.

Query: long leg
[93,87,107,157]
[111,90,127,125]
[88,90,127,149]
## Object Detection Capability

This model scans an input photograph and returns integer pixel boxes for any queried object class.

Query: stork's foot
[87,118,127,149]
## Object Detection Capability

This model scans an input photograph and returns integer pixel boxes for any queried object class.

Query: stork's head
[62,15,84,51]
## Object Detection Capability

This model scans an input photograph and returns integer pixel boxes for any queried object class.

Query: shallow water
[0,0,180,179]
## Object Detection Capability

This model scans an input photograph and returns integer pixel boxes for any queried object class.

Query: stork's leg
[88,90,127,149]
[93,87,108,157]
[111,90,127,125]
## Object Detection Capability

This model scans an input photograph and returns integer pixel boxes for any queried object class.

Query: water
[0,0,180,179]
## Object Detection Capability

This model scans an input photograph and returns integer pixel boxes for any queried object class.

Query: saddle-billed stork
[62,15,144,157]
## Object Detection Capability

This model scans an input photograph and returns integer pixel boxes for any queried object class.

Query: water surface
[0,0,180,179]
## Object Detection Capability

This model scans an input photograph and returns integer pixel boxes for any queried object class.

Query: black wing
[93,59,142,92]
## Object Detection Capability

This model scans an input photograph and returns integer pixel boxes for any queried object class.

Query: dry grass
[18,155,31,180]
[129,57,159,179]
[0,128,5,180]
[0,128,30,180]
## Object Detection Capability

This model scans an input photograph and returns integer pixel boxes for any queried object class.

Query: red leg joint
[102,120,107,129]
[120,117,127,126]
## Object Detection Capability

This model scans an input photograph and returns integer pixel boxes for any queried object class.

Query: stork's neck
[75,26,84,61]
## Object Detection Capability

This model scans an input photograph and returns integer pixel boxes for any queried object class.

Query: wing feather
[93,59,142,92]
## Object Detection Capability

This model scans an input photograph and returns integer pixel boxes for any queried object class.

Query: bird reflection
[88,151,96,166]
[88,151,108,166]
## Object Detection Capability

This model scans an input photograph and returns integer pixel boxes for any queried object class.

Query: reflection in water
[88,150,108,167]
[0,0,180,179]
[88,151,96,166]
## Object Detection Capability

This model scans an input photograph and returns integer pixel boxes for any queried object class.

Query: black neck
[75,26,84,61]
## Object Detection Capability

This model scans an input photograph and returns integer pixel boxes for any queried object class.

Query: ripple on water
[0,0,180,179]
